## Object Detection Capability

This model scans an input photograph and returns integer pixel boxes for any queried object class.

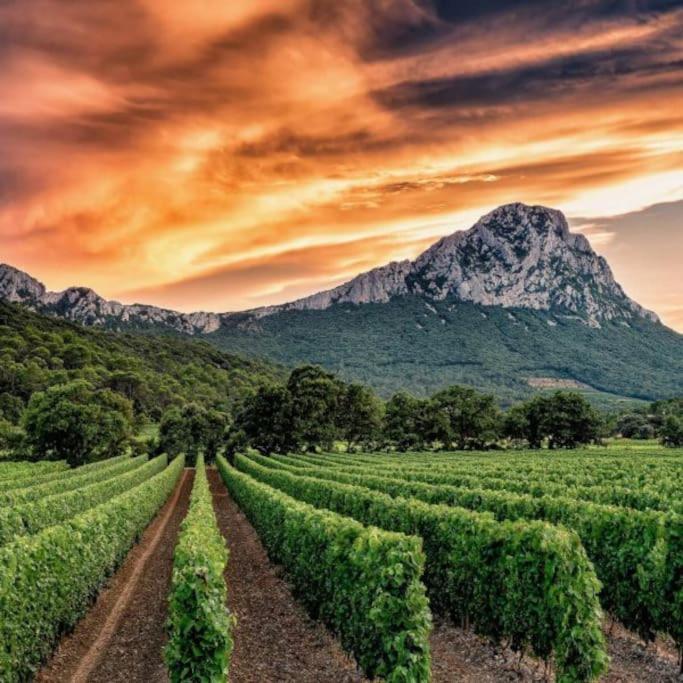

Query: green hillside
[207,296,683,406]
[0,301,284,424]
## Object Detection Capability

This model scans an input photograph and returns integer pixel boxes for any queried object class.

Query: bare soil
[37,469,193,683]
[430,617,681,682]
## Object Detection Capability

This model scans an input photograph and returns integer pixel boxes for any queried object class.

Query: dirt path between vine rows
[208,469,368,683]
[429,617,681,682]
[37,469,193,683]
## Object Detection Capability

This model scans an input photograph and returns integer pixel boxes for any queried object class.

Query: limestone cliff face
[253,203,658,326]
[248,260,413,318]
[0,264,220,334]
[0,203,659,332]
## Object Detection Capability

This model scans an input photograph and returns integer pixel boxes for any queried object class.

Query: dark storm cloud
[354,0,683,60]
[374,40,682,112]
[423,0,682,23]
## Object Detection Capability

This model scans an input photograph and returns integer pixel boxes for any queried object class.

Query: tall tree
[431,386,501,449]
[339,383,383,451]
[287,366,344,451]
[21,380,133,466]
[503,392,600,449]
[660,415,683,447]
[383,392,434,451]
[159,403,230,464]
[230,385,296,455]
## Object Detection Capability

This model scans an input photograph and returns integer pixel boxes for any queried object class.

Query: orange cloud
[0,0,681,328]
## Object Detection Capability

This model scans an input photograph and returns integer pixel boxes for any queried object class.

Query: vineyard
[0,445,681,682]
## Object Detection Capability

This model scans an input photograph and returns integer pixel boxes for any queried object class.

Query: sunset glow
[2,1,682,328]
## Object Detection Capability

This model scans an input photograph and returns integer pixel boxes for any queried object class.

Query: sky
[1,0,682,330]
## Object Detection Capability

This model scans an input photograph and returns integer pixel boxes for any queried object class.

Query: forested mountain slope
[0,301,283,422]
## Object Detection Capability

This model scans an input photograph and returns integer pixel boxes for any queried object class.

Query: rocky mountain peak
[0,264,47,302]
[0,264,221,334]
[258,203,658,326]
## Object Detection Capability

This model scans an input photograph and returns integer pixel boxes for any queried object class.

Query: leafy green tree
[506,392,600,449]
[61,342,93,370]
[106,370,150,413]
[287,366,344,451]
[21,380,133,466]
[616,413,654,439]
[543,392,601,448]
[159,403,229,464]
[203,408,230,462]
[383,392,434,451]
[230,385,296,455]
[502,403,531,444]
[0,417,19,453]
[158,407,186,459]
[660,415,683,447]
[649,397,683,438]
[430,386,501,449]
[339,383,383,451]
[0,392,24,424]
[650,397,683,419]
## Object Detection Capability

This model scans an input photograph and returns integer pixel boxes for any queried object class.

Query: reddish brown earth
[208,468,367,683]
[430,619,681,682]
[37,469,193,683]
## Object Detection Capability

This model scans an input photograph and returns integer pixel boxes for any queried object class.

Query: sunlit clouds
[1,1,682,328]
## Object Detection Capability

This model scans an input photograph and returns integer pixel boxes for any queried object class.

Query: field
[0,444,682,682]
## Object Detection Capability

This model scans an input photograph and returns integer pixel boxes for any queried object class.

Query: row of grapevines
[287,454,680,514]
[217,456,433,682]
[276,453,680,646]
[298,452,683,492]
[0,453,131,494]
[0,454,148,506]
[165,454,233,682]
[0,454,168,546]
[0,454,130,493]
[236,454,608,682]
[0,460,68,481]
[308,450,683,480]
[0,455,185,681]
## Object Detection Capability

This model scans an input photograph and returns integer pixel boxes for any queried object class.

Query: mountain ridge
[0,203,662,332]
[255,203,658,327]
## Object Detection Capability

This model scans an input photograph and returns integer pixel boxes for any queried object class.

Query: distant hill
[0,301,284,421]
[2,203,681,405]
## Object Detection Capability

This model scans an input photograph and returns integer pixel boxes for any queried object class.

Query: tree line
[222,365,616,457]
[3,359,682,466]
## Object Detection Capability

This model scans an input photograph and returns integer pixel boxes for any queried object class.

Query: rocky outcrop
[248,260,412,318]
[252,203,658,326]
[0,264,220,334]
